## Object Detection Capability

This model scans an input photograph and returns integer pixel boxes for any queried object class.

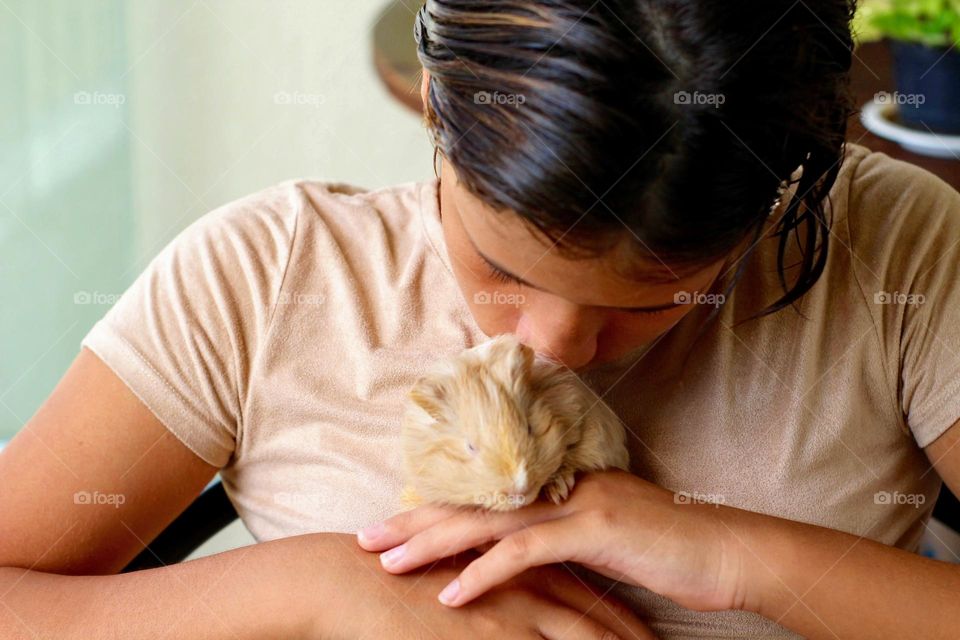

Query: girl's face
[439,160,731,371]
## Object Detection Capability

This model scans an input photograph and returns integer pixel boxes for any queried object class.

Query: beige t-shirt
[81,142,960,639]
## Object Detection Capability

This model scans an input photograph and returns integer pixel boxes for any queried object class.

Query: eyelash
[485,261,521,285]
[623,306,671,317]
[483,258,673,317]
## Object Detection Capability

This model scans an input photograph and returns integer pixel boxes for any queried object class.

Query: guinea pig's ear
[407,377,447,421]
[490,336,535,388]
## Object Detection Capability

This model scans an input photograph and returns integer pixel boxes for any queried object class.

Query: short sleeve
[848,151,960,448]
[80,182,301,467]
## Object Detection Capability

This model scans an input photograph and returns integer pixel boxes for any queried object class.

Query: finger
[356,503,461,550]
[438,514,588,606]
[536,603,627,640]
[546,578,658,640]
[378,503,559,574]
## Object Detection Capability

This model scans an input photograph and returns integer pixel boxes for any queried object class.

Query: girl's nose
[514,308,599,370]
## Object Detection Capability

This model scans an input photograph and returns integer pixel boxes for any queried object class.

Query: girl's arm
[0,535,320,639]
[726,490,959,638]
[739,417,960,638]
[0,348,220,575]
[0,348,301,637]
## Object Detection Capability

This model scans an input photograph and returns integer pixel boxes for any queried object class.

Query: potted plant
[855,0,960,134]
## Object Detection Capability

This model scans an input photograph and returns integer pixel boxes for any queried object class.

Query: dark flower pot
[889,39,960,135]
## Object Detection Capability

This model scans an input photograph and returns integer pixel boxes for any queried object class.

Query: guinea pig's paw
[543,468,577,504]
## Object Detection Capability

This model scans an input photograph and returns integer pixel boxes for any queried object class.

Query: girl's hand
[315,533,658,639]
[357,470,747,613]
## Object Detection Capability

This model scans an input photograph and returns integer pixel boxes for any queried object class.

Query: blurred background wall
[0,0,433,439]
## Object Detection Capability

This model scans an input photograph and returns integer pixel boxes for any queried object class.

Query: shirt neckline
[418,176,455,278]
[417,177,490,342]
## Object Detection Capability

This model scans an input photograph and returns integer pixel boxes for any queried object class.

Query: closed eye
[482,256,680,316]
[485,261,521,286]
[620,305,673,317]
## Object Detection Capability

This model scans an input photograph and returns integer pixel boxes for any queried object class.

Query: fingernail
[358,522,385,543]
[438,579,460,605]
[379,544,406,567]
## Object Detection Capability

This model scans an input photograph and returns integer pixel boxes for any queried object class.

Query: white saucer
[861,98,960,159]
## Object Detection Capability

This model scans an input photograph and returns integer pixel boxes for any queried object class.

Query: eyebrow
[470,239,684,313]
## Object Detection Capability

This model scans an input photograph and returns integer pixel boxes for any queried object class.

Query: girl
[3,1,959,638]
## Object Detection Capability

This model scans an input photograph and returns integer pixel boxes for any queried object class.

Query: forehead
[448,178,722,306]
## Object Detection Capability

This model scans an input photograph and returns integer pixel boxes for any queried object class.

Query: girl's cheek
[465,292,522,335]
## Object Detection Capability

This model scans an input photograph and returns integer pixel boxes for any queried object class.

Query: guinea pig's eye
[466,441,478,456]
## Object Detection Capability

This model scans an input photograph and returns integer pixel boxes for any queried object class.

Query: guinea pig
[400,333,630,511]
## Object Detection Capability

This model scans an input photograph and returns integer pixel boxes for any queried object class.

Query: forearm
[725,506,960,639]
[0,534,326,639]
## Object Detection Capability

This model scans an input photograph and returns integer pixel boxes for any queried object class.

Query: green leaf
[858,0,960,45]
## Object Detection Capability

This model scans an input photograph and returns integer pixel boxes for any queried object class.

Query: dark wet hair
[414,0,857,319]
